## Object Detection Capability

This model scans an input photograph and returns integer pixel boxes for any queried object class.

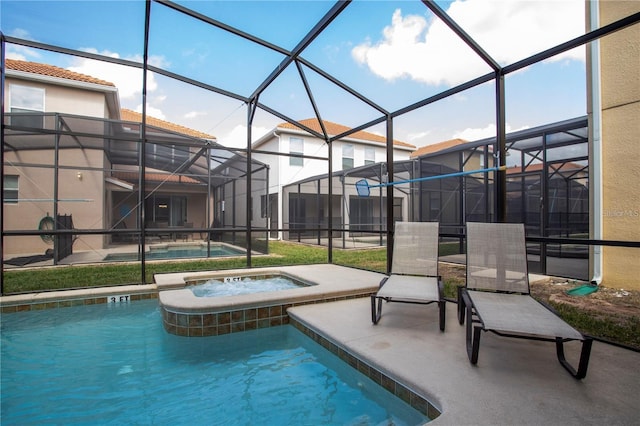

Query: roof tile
[120,109,215,140]
[5,58,115,87]
[411,138,468,158]
[112,171,201,184]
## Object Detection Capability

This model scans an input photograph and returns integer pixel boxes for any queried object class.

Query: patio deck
[285,267,640,425]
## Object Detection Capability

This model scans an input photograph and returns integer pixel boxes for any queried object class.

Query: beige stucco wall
[4,149,105,256]
[5,77,109,118]
[598,0,640,289]
[4,76,109,255]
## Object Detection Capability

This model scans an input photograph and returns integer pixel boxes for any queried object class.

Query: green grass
[548,302,640,350]
[2,240,456,293]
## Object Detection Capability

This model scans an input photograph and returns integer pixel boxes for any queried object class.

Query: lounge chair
[371,221,445,331]
[458,222,593,379]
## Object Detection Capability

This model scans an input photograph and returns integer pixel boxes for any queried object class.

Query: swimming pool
[1,300,429,425]
[103,244,244,262]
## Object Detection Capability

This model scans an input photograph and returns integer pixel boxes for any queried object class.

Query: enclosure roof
[5,58,115,87]
[273,118,415,149]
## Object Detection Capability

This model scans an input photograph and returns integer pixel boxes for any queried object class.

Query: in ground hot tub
[156,265,384,337]
[188,273,313,298]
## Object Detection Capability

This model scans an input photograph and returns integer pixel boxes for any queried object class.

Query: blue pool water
[1,300,429,425]
[103,245,244,262]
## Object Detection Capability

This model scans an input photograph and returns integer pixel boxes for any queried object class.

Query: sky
[1,0,588,149]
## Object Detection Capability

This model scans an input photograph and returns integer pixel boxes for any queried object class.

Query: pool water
[103,245,244,262]
[191,276,307,297]
[1,300,429,425]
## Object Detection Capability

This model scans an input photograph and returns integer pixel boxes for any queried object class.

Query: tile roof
[278,118,415,149]
[411,138,468,158]
[120,109,215,140]
[5,58,115,87]
[112,171,201,184]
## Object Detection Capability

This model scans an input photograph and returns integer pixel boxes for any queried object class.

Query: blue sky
[2,0,588,149]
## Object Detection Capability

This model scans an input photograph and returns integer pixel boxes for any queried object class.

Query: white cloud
[220,124,271,149]
[407,130,432,143]
[452,122,529,141]
[134,104,166,121]
[352,0,585,87]
[5,29,42,61]
[67,50,169,99]
[185,111,207,119]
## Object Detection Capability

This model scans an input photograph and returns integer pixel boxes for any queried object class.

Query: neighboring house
[411,138,490,180]
[2,59,246,258]
[4,59,119,256]
[252,118,415,239]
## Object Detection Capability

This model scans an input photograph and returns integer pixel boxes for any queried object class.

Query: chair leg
[555,337,593,379]
[457,286,466,325]
[465,302,481,364]
[438,301,446,332]
[371,295,382,324]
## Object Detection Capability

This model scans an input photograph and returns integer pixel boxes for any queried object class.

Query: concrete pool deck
[285,269,640,425]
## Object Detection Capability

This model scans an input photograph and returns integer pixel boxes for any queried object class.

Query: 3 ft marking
[109,295,131,304]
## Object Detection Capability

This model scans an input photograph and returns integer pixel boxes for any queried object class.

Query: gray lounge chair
[371,221,445,331]
[458,222,593,379]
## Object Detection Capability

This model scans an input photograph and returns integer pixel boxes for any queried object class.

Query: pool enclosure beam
[248,0,350,103]
[0,33,4,293]
[385,115,394,274]
[2,2,640,292]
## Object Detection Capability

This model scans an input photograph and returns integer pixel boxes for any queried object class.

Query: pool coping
[156,265,381,311]
[155,264,383,336]
[289,316,441,421]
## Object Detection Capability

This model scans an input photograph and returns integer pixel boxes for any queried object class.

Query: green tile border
[289,317,442,421]
[1,292,158,313]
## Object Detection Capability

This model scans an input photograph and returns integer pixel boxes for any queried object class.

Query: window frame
[289,137,304,167]
[9,84,45,128]
[364,146,375,165]
[342,143,354,170]
[3,175,19,204]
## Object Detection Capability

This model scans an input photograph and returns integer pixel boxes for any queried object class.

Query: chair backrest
[466,222,530,294]
[391,222,439,277]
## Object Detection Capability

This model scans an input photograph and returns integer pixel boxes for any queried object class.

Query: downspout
[588,0,603,285]
[272,130,283,241]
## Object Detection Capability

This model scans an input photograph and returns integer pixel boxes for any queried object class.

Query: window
[260,194,268,218]
[145,194,187,226]
[342,144,354,170]
[289,137,303,166]
[3,175,19,204]
[10,84,44,128]
[364,147,375,165]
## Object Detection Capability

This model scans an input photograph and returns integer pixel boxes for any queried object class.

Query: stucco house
[252,118,415,240]
[3,59,267,260]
